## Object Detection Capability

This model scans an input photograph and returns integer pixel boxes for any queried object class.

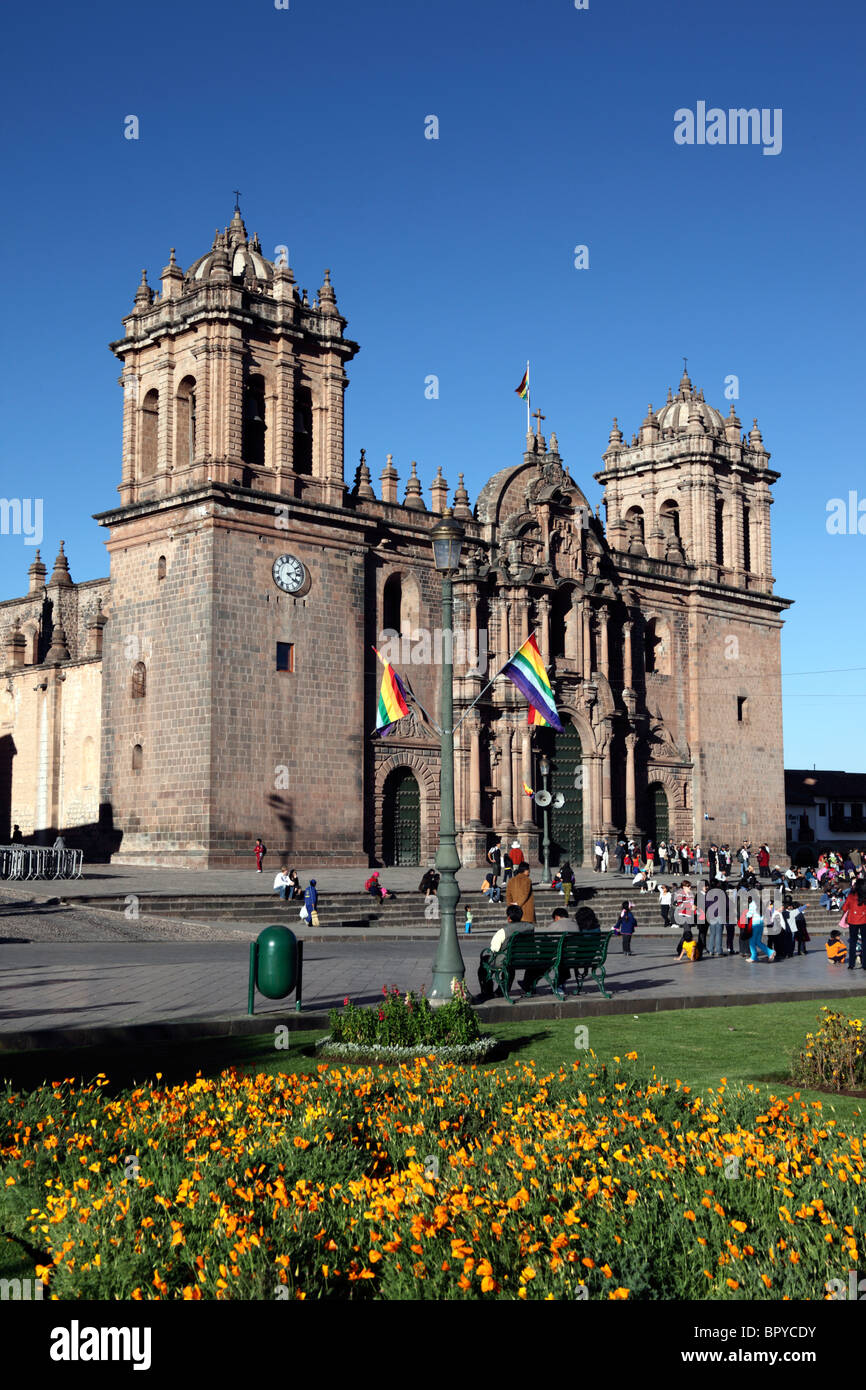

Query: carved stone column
[623,620,633,691]
[583,607,593,675]
[566,590,580,666]
[499,721,514,829]
[469,718,482,828]
[536,594,551,668]
[601,735,614,835]
[625,731,640,836]
[520,726,534,828]
[598,609,610,680]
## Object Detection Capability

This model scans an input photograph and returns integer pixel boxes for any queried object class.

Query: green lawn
[3,995,865,1119]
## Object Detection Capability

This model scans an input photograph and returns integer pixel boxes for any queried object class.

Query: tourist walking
[842,878,866,971]
[303,878,319,926]
[254,837,266,872]
[658,840,668,875]
[594,836,605,872]
[746,893,774,962]
[616,837,627,874]
[510,840,525,870]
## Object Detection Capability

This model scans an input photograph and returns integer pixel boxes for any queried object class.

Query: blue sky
[1,0,863,768]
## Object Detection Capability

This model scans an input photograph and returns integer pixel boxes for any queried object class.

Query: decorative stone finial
[48,541,73,588]
[549,431,559,454]
[608,417,623,448]
[453,474,472,521]
[403,460,426,511]
[134,269,153,309]
[45,623,70,665]
[380,453,399,504]
[352,448,376,501]
[430,464,449,514]
[28,549,46,594]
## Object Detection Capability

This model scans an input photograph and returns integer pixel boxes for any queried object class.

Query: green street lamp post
[539,754,552,885]
[430,509,466,1000]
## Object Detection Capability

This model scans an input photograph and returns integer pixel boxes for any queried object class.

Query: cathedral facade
[0,209,791,867]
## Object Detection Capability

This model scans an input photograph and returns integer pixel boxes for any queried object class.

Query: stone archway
[373,750,439,866]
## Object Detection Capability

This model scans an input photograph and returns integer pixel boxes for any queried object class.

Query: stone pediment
[647,705,691,765]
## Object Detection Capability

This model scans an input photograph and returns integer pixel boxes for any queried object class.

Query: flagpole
[525,358,530,434]
[451,630,543,735]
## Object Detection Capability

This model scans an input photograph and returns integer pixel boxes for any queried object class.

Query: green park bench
[554,931,614,1000]
[480,930,562,1004]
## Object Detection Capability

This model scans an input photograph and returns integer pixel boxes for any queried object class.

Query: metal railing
[0,846,84,880]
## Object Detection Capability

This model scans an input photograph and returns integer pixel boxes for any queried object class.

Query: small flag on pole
[373,648,409,736]
[522,780,534,798]
[515,365,529,401]
[501,634,564,732]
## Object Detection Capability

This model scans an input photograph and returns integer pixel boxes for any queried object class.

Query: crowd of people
[255,832,866,977]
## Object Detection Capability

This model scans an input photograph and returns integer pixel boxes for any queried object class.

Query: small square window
[736,696,747,723]
[276,642,294,673]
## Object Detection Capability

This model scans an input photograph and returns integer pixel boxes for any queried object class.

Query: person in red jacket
[509,840,525,869]
[757,844,770,876]
[842,877,866,971]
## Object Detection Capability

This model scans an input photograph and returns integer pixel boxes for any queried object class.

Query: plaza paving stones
[2,930,865,1052]
[0,866,857,1050]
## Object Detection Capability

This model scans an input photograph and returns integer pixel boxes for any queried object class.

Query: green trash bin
[248,925,303,1014]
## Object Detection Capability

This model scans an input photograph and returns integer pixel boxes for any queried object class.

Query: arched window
[131,662,146,699]
[644,618,671,676]
[157,555,166,580]
[22,621,40,665]
[293,385,313,475]
[742,503,752,572]
[715,499,725,566]
[550,586,574,661]
[659,499,680,539]
[381,571,421,647]
[624,506,645,545]
[132,743,143,771]
[243,374,266,469]
[140,389,159,477]
[383,573,402,634]
[175,376,196,469]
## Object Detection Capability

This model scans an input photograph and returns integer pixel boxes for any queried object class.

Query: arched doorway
[538,721,584,866]
[647,782,669,847]
[382,767,420,865]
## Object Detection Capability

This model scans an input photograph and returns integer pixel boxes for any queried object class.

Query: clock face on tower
[272,554,308,594]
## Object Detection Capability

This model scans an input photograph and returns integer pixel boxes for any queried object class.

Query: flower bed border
[315,1034,501,1064]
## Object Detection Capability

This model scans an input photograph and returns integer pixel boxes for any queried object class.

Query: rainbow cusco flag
[502,634,563,731]
[374,648,409,736]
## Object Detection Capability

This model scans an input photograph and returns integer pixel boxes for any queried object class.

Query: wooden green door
[382,768,420,866]
[648,782,669,847]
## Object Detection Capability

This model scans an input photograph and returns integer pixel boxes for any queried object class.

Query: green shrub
[329,982,481,1049]
[791,1006,866,1092]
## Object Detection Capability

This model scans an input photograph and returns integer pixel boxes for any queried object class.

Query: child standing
[619,900,636,955]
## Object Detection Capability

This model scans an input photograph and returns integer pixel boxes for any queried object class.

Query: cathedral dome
[186,208,274,285]
[654,367,726,438]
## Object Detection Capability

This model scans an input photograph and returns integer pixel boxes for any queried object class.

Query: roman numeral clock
[272,553,311,596]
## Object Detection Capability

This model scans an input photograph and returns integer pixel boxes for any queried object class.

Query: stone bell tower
[97,206,365,866]
[112,204,358,510]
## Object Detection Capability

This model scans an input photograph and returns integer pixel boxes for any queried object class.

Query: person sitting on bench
[476,904,533,1000]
